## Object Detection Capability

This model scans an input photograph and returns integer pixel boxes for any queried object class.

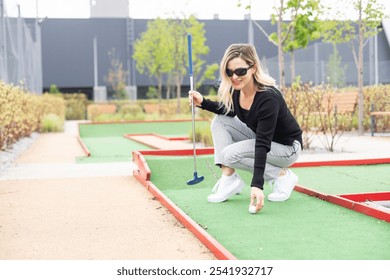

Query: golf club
[186,33,204,185]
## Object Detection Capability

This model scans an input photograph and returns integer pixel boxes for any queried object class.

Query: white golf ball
[248,205,257,214]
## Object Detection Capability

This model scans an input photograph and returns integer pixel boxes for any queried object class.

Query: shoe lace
[270,179,283,194]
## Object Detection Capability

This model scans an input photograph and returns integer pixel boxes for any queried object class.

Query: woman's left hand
[188,90,203,107]
[250,187,265,213]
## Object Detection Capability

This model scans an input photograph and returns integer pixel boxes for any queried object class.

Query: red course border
[132,149,236,260]
[132,148,390,259]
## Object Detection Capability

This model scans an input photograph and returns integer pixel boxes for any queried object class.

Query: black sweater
[200,86,302,189]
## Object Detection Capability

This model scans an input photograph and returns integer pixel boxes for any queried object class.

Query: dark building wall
[39,18,286,91]
[41,18,128,89]
[37,18,390,97]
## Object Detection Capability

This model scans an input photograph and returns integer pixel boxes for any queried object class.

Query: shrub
[39,94,66,120]
[40,114,64,132]
[118,103,144,116]
[363,85,390,133]
[49,84,60,94]
[189,122,213,147]
[87,104,117,121]
[0,82,66,150]
[63,93,88,120]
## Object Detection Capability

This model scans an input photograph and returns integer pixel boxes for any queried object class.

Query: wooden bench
[143,103,159,114]
[321,91,358,114]
[370,102,390,136]
[308,91,358,133]
[87,103,117,120]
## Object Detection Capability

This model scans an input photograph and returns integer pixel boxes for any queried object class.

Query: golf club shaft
[188,34,198,173]
[190,76,197,173]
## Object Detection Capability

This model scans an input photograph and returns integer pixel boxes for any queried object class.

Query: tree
[246,0,322,88]
[321,0,385,135]
[169,16,215,112]
[133,16,217,113]
[133,18,173,105]
[281,0,322,83]
[326,45,347,87]
[105,48,128,100]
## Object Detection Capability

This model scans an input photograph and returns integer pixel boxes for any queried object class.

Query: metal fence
[0,1,42,94]
[263,41,390,87]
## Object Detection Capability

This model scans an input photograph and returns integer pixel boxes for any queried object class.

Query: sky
[3,0,390,20]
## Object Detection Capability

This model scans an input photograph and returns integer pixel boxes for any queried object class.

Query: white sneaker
[211,173,244,194]
[268,169,298,202]
[208,173,245,203]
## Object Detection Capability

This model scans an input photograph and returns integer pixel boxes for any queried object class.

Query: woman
[189,43,302,213]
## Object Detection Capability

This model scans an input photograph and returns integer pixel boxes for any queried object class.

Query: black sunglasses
[225,65,253,77]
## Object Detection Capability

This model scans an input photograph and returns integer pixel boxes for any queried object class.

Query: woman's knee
[220,146,238,165]
[211,115,226,130]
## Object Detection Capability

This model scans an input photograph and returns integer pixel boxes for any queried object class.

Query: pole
[374,29,378,85]
[0,0,8,82]
[93,37,98,88]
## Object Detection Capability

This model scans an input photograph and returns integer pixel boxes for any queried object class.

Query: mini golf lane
[78,120,210,138]
[76,136,150,163]
[293,165,390,194]
[134,152,390,260]
[76,120,210,163]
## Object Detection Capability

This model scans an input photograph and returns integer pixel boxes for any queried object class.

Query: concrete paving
[0,120,389,260]
[298,132,390,162]
[0,121,215,260]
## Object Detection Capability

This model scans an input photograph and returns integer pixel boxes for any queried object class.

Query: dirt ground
[0,130,215,260]
[2,121,389,261]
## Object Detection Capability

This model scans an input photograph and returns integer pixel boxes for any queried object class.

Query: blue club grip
[187,33,193,76]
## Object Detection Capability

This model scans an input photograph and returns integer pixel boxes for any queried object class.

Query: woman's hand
[188,90,204,107]
[250,187,265,213]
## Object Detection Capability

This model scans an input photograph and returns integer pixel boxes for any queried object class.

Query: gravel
[0,132,39,175]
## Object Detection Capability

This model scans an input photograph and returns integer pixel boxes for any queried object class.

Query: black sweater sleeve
[199,98,236,117]
[250,95,279,189]
[234,87,302,190]
[202,88,302,190]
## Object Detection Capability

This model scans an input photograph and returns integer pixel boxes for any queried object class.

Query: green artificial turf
[76,137,150,163]
[293,165,390,194]
[77,121,210,163]
[145,155,390,260]
[78,121,210,138]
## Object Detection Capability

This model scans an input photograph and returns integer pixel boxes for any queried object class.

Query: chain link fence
[0,0,42,94]
[263,41,390,87]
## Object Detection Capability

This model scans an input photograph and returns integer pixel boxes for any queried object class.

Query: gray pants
[211,115,301,183]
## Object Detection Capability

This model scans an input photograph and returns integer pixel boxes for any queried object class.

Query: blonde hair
[218,44,276,113]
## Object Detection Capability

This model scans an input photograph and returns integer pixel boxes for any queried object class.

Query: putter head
[187,172,204,185]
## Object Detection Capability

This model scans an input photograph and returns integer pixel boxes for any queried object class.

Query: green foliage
[196,63,219,89]
[266,0,324,87]
[105,48,128,100]
[284,84,355,151]
[283,0,323,53]
[320,0,385,133]
[320,20,355,45]
[133,18,173,76]
[63,93,88,120]
[326,45,347,88]
[40,113,64,132]
[40,94,66,120]
[0,82,66,150]
[208,87,217,96]
[118,103,143,115]
[117,103,145,120]
[189,122,213,147]
[146,86,158,99]
[363,85,390,132]
[291,75,302,90]
[321,0,385,51]
[133,15,217,109]
[49,84,60,94]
